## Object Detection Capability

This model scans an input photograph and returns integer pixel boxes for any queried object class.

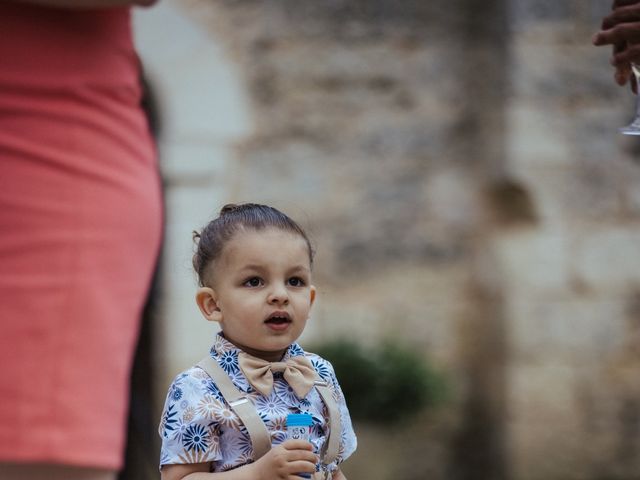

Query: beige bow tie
[238,351,316,399]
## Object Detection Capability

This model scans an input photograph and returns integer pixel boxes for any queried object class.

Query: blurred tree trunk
[448,1,510,480]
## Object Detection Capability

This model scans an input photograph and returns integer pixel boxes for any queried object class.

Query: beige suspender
[197,356,272,459]
[312,380,341,465]
[197,355,342,468]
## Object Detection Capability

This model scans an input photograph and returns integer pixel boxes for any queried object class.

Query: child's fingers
[285,459,317,474]
[287,449,318,464]
[281,439,314,451]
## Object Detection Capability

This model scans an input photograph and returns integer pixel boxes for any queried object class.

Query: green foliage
[309,339,448,426]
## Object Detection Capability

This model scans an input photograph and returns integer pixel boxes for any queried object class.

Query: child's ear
[309,285,317,308]
[196,287,223,323]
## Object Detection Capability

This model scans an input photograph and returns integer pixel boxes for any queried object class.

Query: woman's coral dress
[0,4,163,470]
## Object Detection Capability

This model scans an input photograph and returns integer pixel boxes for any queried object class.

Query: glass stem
[633,63,640,120]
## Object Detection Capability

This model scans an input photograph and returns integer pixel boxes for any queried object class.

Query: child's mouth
[266,317,290,324]
[264,313,291,330]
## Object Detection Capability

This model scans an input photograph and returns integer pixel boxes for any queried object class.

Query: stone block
[507,364,578,423]
[506,298,627,364]
[511,162,628,226]
[494,229,571,297]
[424,169,480,230]
[506,419,592,480]
[509,0,572,30]
[237,141,332,205]
[573,228,640,292]
[506,103,572,168]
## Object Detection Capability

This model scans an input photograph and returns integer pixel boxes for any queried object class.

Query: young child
[158,203,357,480]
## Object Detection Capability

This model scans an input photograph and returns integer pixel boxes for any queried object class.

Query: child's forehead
[222,227,309,263]
[229,225,305,244]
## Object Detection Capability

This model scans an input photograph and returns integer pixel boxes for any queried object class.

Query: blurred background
[120,1,640,479]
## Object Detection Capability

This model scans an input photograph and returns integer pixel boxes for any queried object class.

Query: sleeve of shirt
[158,368,224,467]
[311,355,358,468]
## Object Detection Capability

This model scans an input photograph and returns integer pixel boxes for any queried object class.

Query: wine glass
[620,63,640,135]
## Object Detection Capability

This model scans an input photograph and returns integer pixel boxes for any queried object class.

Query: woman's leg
[0,464,117,480]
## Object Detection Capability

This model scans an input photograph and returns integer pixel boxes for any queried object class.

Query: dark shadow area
[118,267,162,480]
[118,71,164,480]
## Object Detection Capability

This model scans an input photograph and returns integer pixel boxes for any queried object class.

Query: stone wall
[145,0,640,478]
[503,2,640,479]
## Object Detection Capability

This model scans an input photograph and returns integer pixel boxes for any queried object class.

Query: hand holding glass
[620,63,640,135]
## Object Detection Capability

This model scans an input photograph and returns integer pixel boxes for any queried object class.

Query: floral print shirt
[158,334,357,474]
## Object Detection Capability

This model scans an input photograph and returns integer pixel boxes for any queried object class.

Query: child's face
[196,227,316,362]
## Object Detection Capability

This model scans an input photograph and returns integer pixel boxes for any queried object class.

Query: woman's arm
[5,0,157,8]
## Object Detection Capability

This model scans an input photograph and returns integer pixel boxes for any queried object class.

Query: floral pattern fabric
[159,334,357,474]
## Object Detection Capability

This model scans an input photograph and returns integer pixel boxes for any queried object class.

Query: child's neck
[222,334,287,362]
[243,347,286,362]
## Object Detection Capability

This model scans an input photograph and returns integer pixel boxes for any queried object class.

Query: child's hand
[253,440,318,480]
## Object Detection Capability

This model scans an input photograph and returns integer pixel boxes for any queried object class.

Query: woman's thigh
[0,464,116,480]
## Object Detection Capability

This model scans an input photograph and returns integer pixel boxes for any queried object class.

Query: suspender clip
[314,380,328,387]
[229,396,250,407]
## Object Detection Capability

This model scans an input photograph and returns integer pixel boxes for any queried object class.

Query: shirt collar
[210,332,306,363]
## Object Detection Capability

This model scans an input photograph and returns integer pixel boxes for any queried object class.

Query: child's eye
[243,277,263,287]
[287,277,306,287]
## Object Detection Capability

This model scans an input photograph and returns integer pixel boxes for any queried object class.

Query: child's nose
[267,285,289,305]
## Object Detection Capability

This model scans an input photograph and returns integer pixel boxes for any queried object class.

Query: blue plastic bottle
[286,413,314,479]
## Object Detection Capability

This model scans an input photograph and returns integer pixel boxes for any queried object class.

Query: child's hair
[193,203,315,287]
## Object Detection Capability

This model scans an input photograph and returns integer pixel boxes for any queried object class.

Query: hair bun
[220,203,240,216]
[220,203,264,216]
